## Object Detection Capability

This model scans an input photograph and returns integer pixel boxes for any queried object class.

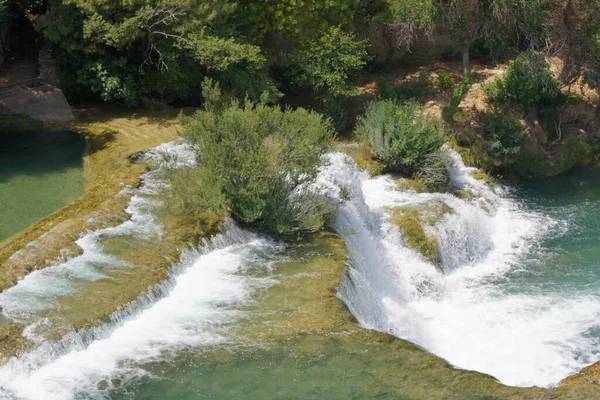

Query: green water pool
[0,130,85,242]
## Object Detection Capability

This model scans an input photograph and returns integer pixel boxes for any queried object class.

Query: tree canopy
[1,0,599,105]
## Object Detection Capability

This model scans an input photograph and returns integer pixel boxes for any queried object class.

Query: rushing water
[0,142,599,398]
[328,150,600,387]
[0,131,85,242]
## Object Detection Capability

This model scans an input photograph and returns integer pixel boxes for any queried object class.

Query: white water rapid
[0,141,195,322]
[0,222,281,400]
[320,149,600,388]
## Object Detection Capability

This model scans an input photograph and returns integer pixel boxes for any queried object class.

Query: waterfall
[320,149,600,387]
[0,141,194,322]
[0,221,281,400]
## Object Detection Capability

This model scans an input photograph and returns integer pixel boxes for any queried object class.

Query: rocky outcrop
[0,79,74,124]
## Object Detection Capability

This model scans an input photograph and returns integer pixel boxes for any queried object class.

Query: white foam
[0,225,280,400]
[0,141,194,321]
[323,150,600,387]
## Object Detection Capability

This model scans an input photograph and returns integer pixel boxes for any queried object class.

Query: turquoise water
[0,142,599,399]
[0,131,85,242]
[505,169,600,294]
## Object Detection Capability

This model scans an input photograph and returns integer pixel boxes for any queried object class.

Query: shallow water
[0,131,85,242]
[333,151,600,388]
[0,144,599,399]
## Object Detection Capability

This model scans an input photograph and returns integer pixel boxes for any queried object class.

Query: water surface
[0,131,85,242]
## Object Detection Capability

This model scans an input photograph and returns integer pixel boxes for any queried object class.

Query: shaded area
[0,130,84,242]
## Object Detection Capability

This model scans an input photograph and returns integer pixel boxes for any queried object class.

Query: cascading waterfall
[1,144,599,398]
[0,221,281,400]
[0,141,194,322]
[320,149,600,388]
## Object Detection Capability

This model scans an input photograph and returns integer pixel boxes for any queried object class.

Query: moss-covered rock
[387,207,441,265]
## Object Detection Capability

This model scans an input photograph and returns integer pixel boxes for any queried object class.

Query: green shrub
[182,79,336,235]
[356,100,445,173]
[396,72,434,101]
[479,109,526,159]
[485,51,561,112]
[443,75,470,120]
[377,76,398,101]
[436,70,454,91]
[162,166,229,236]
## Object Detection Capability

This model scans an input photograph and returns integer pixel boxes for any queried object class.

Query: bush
[479,109,526,159]
[356,100,445,173]
[436,70,454,91]
[289,26,369,98]
[162,166,229,237]
[442,75,470,120]
[396,72,434,101]
[182,79,336,235]
[485,51,561,112]
[377,76,398,101]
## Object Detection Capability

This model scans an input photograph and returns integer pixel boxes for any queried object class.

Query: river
[0,142,598,399]
[0,131,84,242]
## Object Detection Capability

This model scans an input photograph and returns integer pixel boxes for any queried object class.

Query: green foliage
[397,73,434,101]
[356,100,444,173]
[485,51,561,111]
[39,0,275,105]
[443,75,470,120]
[182,79,336,235]
[236,0,360,42]
[479,109,526,159]
[162,166,229,228]
[290,26,369,98]
[377,73,434,102]
[377,76,398,100]
[436,70,454,91]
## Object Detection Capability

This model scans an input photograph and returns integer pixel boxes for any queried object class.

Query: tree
[545,0,600,85]
[438,0,485,76]
[39,0,276,104]
[289,26,369,99]
[375,0,437,63]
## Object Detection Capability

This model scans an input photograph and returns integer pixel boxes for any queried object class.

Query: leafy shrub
[396,72,434,101]
[182,79,336,235]
[162,166,229,237]
[356,100,445,173]
[377,76,398,100]
[289,26,369,98]
[485,51,561,111]
[436,70,454,91]
[443,75,470,120]
[479,109,526,159]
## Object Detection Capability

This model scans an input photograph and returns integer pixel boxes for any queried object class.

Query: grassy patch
[469,170,496,191]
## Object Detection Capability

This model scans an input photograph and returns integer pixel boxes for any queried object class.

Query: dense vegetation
[170,79,336,235]
[2,0,599,108]
[2,0,600,233]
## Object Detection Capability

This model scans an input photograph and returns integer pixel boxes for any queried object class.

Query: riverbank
[1,108,599,398]
[0,107,182,284]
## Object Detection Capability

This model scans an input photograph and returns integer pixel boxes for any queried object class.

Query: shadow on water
[0,130,85,241]
[0,131,85,183]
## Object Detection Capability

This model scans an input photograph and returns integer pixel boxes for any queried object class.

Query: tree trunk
[462,45,471,77]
